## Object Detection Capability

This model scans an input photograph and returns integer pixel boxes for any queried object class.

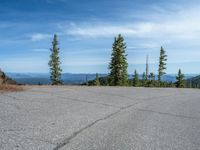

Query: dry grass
[0,85,24,93]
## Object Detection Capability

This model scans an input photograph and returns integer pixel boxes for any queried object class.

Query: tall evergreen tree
[95,73,100,86]
[109,34,128,86]
[176,69,185,88]
[142,72,146,86]
[148,72,156,86]
[133,70,139,87]
[48,34,62,85]
[149,72,155,81]
[158,46,167,83]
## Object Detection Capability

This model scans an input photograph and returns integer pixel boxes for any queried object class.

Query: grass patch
[0,85,24,92]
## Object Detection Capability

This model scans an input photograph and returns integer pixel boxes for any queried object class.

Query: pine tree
[158,46,167,84]
[109,34,128,86]
[142,72,146,86]
[148,72,156,87]
[48,34,62,85]
[149,72,155,81]
[176,69,185,88]
[133,70,139,87]
[95,73,100,86]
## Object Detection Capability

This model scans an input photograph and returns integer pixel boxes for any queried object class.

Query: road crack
[52,103,137,150]
[52,93,189,150]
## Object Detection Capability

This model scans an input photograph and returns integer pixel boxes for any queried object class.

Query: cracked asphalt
[1,86,200,150]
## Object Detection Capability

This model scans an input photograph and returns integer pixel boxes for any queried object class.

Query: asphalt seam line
[52,103,136,150]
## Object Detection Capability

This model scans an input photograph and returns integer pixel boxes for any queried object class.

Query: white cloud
[62,5,200,41]
[30,33,51,41]
[127,43,160,50]
[65,18,200,40]
[66,22,154,38]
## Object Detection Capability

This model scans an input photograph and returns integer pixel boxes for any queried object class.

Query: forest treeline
[49,34,186,88]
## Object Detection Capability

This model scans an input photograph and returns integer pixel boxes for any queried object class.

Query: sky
[0,0,200,74]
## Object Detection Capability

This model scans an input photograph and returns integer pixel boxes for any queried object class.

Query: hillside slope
[0,69,17,85]
[186,75,200,88]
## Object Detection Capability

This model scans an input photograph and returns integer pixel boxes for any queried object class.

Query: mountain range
[186,75,200,88]
[5,72,198,85]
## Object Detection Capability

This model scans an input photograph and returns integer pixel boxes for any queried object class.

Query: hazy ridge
[6,72,197,85]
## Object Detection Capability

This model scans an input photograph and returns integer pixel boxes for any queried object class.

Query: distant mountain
[6,73,50,85]
[186,75,200,88]
[137,74,196,83]
[6,72,197,85]
[157,74,197,83]
[6,73,107,85]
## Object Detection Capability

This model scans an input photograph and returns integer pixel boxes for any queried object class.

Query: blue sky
[0,0,200,74]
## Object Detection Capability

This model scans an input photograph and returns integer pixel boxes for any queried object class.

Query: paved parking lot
[1,86,200,150]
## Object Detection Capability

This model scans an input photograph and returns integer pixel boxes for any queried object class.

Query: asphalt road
[0,86,200,150]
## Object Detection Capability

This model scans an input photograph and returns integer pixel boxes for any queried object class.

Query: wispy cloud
[1,0,200,73]
[65,23,154,38]
[127,43,160,50]
[30,33,51,41]
[65,19,200,40]
[63,5,200,41]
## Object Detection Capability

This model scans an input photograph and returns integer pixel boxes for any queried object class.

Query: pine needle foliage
[133,70,139,87]
[176,69,185,88]
[158,46,167,83]
[141,72,146,86]
[109,34,128,86]
[49,34,62,85]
